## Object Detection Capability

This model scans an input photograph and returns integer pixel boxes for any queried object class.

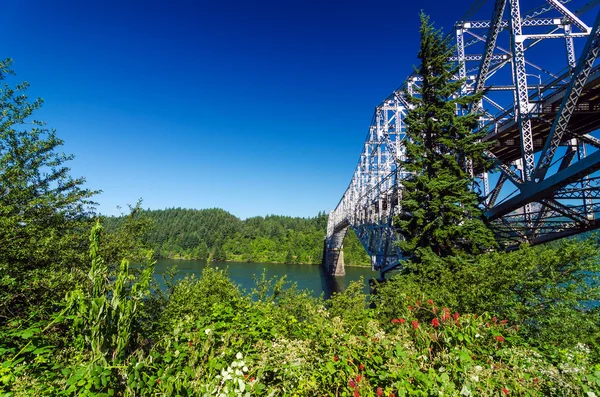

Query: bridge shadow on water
[318,265,344,300]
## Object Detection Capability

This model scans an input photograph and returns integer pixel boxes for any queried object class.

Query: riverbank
[158,255,371,268]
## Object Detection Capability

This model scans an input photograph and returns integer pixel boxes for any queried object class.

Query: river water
[154,259,378,298]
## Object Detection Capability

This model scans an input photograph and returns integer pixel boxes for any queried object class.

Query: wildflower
[428,299,434,305]
[156,378,161,384]
[416,300,421,306]
[354,390,360,397]
[188,341,193,346]
[391,318,401,324]
[389,393,395,397]
[433,307,437,314]
[334,356,339,362]
[431,318,440,328]
[377,387,383,397]
[412,320,419,330]
[356,374,363,382]
[500,319,508,325]
[236,352,243,360]
[359,363,365,371]
[492,316,498,323]
[408,305,413,311]
[502,387,509,395]
[349,379,357,388]
[453,312,460,321]
[441,312,451,321]
[205,328,212,335]
[443,307,450,313]
[495,335,505,343]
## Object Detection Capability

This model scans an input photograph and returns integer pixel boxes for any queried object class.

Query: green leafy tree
[0,58,97,270]
[0,59,98,329]
[396,14,496,266]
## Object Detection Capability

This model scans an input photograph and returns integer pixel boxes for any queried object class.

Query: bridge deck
[478,68,600,173]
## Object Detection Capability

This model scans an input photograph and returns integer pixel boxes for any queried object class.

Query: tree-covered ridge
[104,208,371,266]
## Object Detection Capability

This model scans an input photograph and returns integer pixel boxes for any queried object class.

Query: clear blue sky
[1,0,550,218]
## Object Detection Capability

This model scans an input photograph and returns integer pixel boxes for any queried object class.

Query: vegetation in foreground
[1,12,600,397]
[1,225,599,396]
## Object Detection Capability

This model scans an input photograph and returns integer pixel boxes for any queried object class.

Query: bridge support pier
[322,234,347,276]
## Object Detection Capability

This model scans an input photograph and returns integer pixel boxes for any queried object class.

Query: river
[154,259,378,298]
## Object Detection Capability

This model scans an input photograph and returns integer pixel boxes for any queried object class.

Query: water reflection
[153,259,376,299]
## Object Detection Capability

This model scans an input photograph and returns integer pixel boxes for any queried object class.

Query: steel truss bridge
[324,0,600,278]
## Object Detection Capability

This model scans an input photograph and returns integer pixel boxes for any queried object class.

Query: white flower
[475,333,481,339]
[474,365,483,372]
[471,375,479,382]
[242,366,248,372]
[205,328,212,335]
[460,384,471,396]
[236,352,243,360]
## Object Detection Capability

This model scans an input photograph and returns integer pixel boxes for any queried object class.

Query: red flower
[441,312,451,321]
[249,377,256,382]
[359,363,365,371]
[355,374,363,382]
[349,379,357,388]
[188,341,193,346]
[443,307,450,313]
[502,387,509,395]
[334,356,339,362]
[427,299,434,305]
[391,318,401,324]
[500,319,508,325]
[407,305,413,311]
[416,300,421,306]
[377,387,383,397]
[492,316,498,323]
[495,335,505,343]
[389,393,395,397]
[453,312,460,321]
[156,378,161,384]
[431,318,440,328]
[354,390,360,397]
[433,307,437,314]
[412,320,419,330]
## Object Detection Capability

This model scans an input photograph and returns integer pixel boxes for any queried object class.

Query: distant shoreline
[159,257,371,268]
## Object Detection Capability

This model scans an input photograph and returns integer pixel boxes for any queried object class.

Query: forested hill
[104,208,370,266]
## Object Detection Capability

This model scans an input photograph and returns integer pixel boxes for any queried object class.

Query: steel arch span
[324,0,600,278]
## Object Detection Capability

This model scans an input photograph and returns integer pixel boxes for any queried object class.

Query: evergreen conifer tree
[395,14,497,267]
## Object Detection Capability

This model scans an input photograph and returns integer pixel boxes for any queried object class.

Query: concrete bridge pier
[322,226,349,276]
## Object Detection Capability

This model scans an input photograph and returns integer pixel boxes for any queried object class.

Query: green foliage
[396,14,496,263]
[376,236,600,356]
[104,208,366,266]
[2,224,599,396]
[0,58,97,271]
